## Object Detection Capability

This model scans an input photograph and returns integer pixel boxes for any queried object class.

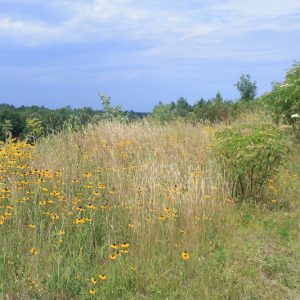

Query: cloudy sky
[0,0,299,111]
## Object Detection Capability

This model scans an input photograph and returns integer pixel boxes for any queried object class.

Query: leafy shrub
[24,117,44,143]
[213,124,291,201]
[99,93,126,122]
[262,61,300,128]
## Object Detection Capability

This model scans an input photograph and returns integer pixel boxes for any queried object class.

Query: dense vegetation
[213,124,291,201]
[262,62,300,130]
[0,97,147,141]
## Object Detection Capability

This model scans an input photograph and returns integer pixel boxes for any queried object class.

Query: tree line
[0,95,147,141]
[1,62,299,141]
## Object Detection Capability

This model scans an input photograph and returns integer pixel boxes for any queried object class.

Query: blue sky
[0,0,299,112]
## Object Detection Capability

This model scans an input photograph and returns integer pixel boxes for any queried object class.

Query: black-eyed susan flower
[88,289,96,295]
[50,213,59,221]
[121,242,129,249]
[111,243,118,249]
[181,250,190,261]
[75,206,84,212]
[163,207,171,213]
[29,248,39,255]
[86,204,96,210]
[73,217,85,224]
[90,277,97,285]
[158,215,167,221]
[58,229,65,236]
[83,172,92,178]
[109,254,117,261]
[99,274,107,281]
[98,184,106,189]
[2,212,10,220]
[137,187,143,195]
[50,191,60,196]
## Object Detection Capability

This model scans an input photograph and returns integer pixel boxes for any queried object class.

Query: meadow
[0,115,299,299]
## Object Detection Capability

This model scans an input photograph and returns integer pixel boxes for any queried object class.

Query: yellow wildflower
[111,243,118,249]
[109,254,117,261]
[121,242,129,249]
[99,274,107,281]
[29,248,39,255]
[181,251,190,261]
[88,289,96,295]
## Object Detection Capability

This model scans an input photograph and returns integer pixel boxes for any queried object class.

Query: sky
[0,0,299,112]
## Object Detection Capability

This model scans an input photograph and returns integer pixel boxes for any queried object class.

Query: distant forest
[0,103,148,141]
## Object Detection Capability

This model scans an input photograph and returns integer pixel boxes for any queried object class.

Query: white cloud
[0,0,299,59]
[0,17,70,46]
[210,0,300,34]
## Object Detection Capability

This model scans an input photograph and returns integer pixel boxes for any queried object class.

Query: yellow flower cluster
[109,242,130,260]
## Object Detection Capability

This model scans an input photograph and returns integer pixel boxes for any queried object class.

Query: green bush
[213,124,291,201]
[24,117,44,143]
[262,62,300,128]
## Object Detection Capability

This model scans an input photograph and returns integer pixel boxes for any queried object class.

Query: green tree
[262,62,300,128]
[0,106,24,139]
[175,97,191,118]
[190,93,237,124]
[235,74,257,101]
[99,93,125,122]
[151,101,176,123]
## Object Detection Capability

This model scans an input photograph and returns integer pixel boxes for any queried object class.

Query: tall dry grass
[34,121,232,270]
[0,119,299,299]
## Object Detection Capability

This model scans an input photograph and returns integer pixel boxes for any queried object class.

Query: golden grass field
[0,118,299,299]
